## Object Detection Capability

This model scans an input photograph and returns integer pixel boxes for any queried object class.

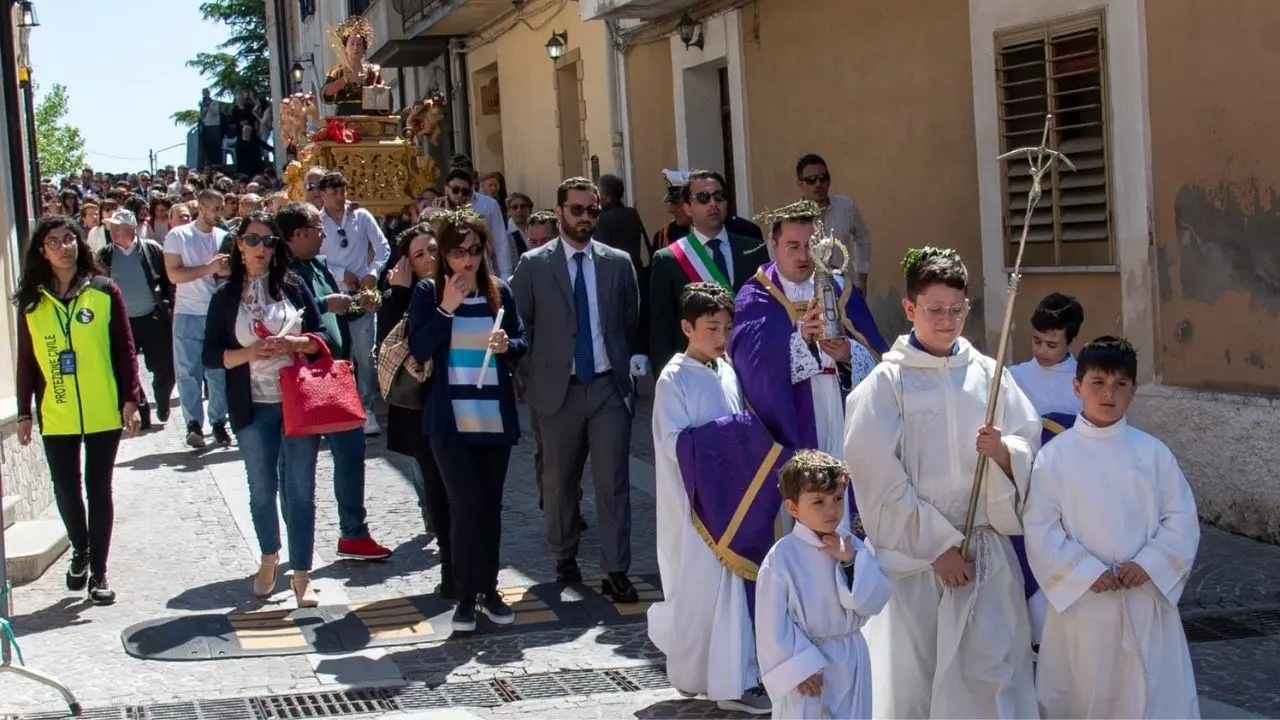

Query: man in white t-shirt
[163,188,232,448]
[316,171,391,435]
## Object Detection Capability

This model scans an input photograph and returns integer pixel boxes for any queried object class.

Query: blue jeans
[347,314,377,411]
[173,313,227,426]
[281,426,369,540]
[236,402,321,572]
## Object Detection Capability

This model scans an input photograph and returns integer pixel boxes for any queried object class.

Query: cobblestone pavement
[2,380,1280,718]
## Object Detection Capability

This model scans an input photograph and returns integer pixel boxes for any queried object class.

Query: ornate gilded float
[282,14,445,215]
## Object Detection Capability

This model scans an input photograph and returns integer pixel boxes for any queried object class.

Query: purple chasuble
[676,411,791,618]
[1010,411,1078,599]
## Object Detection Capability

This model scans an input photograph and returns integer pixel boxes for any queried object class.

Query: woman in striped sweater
[407,210,527,632]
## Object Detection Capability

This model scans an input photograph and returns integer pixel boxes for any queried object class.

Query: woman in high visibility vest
[14,216,142,606]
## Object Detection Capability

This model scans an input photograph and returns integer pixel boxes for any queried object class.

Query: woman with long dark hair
[407,211,526,631]
[203,212,331,607]
[378,220,451,594]
[14,216,142,605]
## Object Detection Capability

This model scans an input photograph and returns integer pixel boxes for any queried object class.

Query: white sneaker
[363,414,382,436]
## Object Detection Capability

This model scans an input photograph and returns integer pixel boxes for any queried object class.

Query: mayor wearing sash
[648,170,769,374]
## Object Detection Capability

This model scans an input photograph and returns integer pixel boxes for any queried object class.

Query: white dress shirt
[821,194,872,279]
[690,226,734,283]
[564,239,610,375]
[319,203,391,287]
[472,192,511,278]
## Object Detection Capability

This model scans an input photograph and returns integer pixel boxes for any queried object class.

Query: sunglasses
[305,182,319,191]
[509,202,533,211]
[447,244,484,260]
[336,227,348,248]
[693,190,726,205]
[447,185,472,198]
[563,204,601,219]
[241,233,280,248]
[801,173,831,185]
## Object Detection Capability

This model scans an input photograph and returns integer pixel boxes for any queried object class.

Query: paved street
[1,386,1279,719]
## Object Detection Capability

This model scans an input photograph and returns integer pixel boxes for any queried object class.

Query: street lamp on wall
[545,30,567,61]
[16,0,38,28]
[291,53,315,89]
[676,12,703,50]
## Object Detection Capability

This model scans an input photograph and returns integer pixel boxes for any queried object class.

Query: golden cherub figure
[279,93,318,149]
[403,92,447,146]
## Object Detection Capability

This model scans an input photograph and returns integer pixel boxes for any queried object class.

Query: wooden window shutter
[996,13,1113,267]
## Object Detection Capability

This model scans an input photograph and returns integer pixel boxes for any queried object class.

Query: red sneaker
[336,536,392,561]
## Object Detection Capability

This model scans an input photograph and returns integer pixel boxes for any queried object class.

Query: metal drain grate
[396,664,673,710]
[12,665,675,719]
[253,688,398,719]
[1184,613,1269,644]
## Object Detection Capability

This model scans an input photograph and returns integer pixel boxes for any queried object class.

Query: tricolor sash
[669,234,732,293]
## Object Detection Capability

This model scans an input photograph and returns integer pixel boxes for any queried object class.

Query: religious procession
[4,1,1271,719]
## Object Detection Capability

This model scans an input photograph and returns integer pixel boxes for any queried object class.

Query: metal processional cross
[960,114,1076,559]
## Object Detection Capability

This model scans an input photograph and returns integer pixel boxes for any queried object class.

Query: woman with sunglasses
[407,211,527,631]
[203,212,332,608]
[378,220,453,595]
[14,216,142,605]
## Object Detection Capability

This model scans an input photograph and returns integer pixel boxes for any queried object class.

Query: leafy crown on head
[901,246,961,277]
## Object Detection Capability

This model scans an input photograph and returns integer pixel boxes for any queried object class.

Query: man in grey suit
[511,177,642,603]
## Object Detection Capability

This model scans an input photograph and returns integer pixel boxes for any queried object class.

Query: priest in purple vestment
[729,200,889,529]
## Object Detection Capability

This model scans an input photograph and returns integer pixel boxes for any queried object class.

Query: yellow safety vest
[24,277,122,436]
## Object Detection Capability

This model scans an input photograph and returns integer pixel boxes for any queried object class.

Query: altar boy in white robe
[1024,336,1200,719]
[843,247,1041,719]
[650,282,778,715]
[1008,292,1085,646]
[757,450,892,720]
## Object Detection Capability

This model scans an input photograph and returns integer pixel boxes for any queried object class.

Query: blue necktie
[707,238,730,285]
[573,252,595,383]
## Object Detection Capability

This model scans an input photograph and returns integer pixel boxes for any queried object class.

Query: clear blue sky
[29,0,232,175]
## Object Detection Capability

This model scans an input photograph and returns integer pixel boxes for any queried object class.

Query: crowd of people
[14,147,1201,719]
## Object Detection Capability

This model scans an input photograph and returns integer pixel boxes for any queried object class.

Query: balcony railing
[398,0,439,32]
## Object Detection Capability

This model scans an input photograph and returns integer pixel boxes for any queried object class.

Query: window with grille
[996,13,1112,268]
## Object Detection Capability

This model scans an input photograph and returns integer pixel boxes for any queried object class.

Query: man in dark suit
[648,170,769,373]
[510,177,642,603]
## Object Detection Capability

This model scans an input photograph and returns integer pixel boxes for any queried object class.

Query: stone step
[3,519,69,584]
[1,495,18,530]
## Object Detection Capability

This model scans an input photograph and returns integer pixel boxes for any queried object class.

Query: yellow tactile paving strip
[124,575,665,660]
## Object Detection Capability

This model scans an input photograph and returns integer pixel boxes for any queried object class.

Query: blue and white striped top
[447,295,505,437]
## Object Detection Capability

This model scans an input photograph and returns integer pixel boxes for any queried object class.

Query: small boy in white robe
[1009,292,1084,419]
[650,282,771,715]
[1024,336,1200,719]
[1008,292,1085,646]
[843,246,1041,719]
[757,450,892,720]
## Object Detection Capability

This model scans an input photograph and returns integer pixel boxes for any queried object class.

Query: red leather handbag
[279,333,366,437]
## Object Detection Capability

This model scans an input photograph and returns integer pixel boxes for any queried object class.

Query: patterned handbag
[376,315,433,410]
[279,333,366,437]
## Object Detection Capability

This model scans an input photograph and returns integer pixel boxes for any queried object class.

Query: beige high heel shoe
[291,572,319,609]
[253,553,279,598]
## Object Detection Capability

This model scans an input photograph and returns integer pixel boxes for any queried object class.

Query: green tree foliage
[34,83,86,177]
[171,0,269,127]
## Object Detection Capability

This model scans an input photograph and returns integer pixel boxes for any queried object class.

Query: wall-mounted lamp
[291,53,315,87]
[545,30,568,61]
[17,65,29,87]
[16,0,39,28]
[676,12,703,50]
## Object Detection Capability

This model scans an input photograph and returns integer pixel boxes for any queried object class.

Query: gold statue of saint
[321,16,390,116]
